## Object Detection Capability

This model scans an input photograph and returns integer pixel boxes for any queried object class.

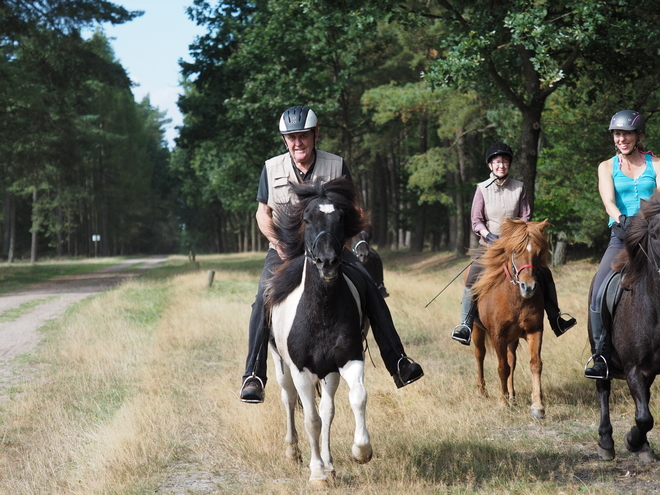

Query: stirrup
[240,375,265,403]
[584,355,610,380]
[452,323,472,346]
[553,312,577,336]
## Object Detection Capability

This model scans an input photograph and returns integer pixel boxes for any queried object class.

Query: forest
[3,0,660,263]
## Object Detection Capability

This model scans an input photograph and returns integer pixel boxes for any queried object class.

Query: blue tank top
[610,153,657,226]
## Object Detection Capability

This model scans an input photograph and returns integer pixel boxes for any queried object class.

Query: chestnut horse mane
[472,218,551,300]
[613,190,660,287]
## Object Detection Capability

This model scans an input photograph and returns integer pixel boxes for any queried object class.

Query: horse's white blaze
[527,243,532,252]
[319,203,335,214]
[271,259,307,363]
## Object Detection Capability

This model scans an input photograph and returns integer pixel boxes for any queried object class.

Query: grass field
[0,251,658,494]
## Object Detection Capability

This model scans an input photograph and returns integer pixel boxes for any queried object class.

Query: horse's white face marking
[319,203,335,214]
[526,243,532,252]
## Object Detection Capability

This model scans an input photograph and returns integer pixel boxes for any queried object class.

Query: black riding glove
[612,214,632,241]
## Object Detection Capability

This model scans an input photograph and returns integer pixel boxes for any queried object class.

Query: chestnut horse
[265,178,372,486]
[590,192,660,463]
[471,218,551,419]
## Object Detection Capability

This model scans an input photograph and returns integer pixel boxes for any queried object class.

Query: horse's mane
[472,219,551,299]
[273,177,368,260]
[613,191,660,286]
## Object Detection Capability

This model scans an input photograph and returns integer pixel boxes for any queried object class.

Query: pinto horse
[590,192,660,463]
[471,218,551,419]
[264,177,372,486]
[349,229,389,298]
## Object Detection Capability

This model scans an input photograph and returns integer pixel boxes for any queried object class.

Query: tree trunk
[454,128,468,255]
[553,231,568,266]
[7,193,15,264]
[517,105,543,214]
[30,188,38,263]
[376,153,388,248]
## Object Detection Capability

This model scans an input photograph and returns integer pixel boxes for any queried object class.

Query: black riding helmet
[485,141,513,164]
[279,106,318,134]
[609,110,645,134]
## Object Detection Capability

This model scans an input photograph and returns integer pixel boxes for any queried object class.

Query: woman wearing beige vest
[451,141,576,345]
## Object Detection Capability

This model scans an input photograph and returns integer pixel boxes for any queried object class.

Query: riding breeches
[242,249,283,385]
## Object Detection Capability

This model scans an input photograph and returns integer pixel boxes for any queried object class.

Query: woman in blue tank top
[585,110,660,380]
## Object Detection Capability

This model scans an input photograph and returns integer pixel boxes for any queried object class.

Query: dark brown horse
[471,218,551,419]
[590,192,660,463]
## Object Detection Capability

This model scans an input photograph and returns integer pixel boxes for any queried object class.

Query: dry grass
[0,252,658,494]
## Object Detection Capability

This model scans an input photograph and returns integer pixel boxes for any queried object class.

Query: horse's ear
[539,218,553,231]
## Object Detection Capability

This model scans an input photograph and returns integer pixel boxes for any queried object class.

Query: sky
[100,1,207,149]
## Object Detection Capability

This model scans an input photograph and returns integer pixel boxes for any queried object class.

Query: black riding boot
[585,308,611,380]
[452,288,476,346]
[538,266,576,337]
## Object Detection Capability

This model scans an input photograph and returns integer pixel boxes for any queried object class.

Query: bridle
[306,229,344,264]
[503,253,535,288]
[638,226,660,275]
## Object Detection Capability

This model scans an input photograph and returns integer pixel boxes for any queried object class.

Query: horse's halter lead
[503,253,535,287]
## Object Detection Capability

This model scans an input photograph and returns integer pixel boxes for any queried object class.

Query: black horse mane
[614,190,660,287]
[273,177,367,260]
[266,177,368,308]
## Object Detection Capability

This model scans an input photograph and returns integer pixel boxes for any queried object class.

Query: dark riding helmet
[279,106,318,134]
[485,141,514,164]
[609,110,645,134]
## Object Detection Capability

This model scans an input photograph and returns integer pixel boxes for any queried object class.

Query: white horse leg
[339,360,372,463]
[291,370,327,484]
[270,346,301,462]
[319,373,340,477]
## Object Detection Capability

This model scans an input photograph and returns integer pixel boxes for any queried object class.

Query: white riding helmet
[279,106,318,134]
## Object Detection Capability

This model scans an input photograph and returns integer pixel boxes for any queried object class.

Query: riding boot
[584,308,611,380]
[452,288,476,346]
[538,266,576,337]
[341,251,424,389]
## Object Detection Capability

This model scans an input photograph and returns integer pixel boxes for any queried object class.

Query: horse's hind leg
[596,378,615,460]
[319,373,340,477]
[340,360,372,464]
[271,348,301,462]
[624,372,656,464]
[506,340,519,406]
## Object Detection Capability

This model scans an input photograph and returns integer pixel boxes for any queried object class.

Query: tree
[418,0,660,213]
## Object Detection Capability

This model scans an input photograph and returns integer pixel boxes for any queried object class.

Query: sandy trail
[0,256,168,389]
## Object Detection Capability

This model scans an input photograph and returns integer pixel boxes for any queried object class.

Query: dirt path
[0,256,168,391]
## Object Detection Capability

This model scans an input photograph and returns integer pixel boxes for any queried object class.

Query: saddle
[597,269,627,333]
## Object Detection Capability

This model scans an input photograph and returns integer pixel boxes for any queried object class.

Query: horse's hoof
[351,443,373,464]
[309,478,330,489]
[597,445,615,461]
[637,444,656,464]
[624,433,652,457]
[286,445,302,463]
[531,408,545,420]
